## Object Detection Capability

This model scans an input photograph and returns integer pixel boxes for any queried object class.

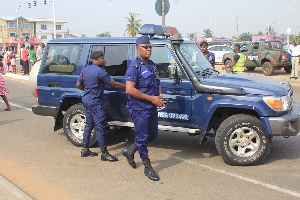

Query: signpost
[155,0,170,26]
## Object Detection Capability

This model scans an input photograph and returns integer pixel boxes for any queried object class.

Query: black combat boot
[100,147,119,162]
[81,142,98,157]
[122,143,137,169]
[142,158,160,181]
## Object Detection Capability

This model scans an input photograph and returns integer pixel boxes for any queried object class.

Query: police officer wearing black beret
[122,35,164,181]
[76,51,125,162]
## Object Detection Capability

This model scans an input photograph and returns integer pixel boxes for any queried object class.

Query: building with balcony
[0,16,72,50]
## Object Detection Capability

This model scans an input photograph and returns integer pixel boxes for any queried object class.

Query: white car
[208,45,232,63]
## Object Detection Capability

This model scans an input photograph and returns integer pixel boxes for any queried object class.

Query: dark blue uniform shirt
[205,51,215,67]
[77,64,111,106]
[125,57,160,110]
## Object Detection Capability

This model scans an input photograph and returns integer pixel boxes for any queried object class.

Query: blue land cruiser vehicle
[31,24,300,166]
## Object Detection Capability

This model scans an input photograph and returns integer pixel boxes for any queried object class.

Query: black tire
[262,62,274,76]
[215,114,271,166]
[246,66,256,71]
[224,60,233,73]
[63,103,97,147]
[284,65,292,73]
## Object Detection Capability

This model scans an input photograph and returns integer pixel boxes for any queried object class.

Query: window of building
[56,25,61,30]
[9,32,16,37]
[22,33,30,37]
[41,35,47,39]
[24,24,30,29]
[18,23,22,28]
[41,24,47,30]
[92,45,128,76]
[8,22,15,28]
[56,34,62,39]
[42,44,82,74]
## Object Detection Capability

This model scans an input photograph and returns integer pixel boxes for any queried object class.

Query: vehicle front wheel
[215,114,271,166]
[63,103,97,147]
[224,60,233,72]
[246,66,256,71]
[262,61,274,76]
[284,65,292,73]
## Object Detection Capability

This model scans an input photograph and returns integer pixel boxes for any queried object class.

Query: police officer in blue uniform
[200,41,215,68]
[122,35,164,181]
[76,51,125,162]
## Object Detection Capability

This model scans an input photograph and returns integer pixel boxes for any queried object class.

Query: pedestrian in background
[199,41,215,68]
[222,44,245,73]
[76,51,125,162]
[10,51,17,74]
[22,45,30,76]
[29,45,37,71]
[288,41,300,79]
[20,44,24,72]
[36,42,45,61]
[122,35,164,181]
[0,61,11,111]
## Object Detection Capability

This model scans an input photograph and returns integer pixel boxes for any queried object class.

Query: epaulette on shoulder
[134,60,140,68]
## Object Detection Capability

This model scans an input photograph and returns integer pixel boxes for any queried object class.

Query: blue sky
[4,0,300,38]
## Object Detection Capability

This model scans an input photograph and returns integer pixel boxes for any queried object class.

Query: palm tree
[203,29,213,38]
[124,13,142,37]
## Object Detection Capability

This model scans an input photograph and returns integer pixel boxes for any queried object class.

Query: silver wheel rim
[70,113,86,139]
[229,127,260,157]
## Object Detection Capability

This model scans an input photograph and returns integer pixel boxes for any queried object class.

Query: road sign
[155,0,170,16]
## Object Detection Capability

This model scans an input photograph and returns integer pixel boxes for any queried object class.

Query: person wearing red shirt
[22,44,29,76]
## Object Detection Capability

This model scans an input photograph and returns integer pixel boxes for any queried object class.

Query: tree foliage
[203,29,213,38]
[238,32,253,41]
[188,33,197,40]
[124,12,142,37]
[96,32,111,37]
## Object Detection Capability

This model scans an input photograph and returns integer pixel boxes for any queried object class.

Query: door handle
[48,82,59,87]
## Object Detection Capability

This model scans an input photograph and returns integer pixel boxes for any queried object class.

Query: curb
[0,175,33,200]
[3,73,29,81]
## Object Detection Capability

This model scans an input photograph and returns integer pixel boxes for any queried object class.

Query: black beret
[200,41,208,46]
[136,35,150,44]
[91,51,104,59]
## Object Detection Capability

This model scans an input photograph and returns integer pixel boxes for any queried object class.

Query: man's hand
[151,96,165,107]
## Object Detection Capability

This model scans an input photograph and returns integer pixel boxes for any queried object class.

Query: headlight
[263,96,293,111]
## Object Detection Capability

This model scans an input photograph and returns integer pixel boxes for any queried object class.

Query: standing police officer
[122,35,164,181]
[76,51,125,162]
[199,41,215,68]
[222,44,245,73]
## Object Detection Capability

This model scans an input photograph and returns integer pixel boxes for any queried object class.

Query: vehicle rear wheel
[284,65,292,73]
[215,114,271,166]
[262,62,274,76]
[246,66,256,71]
[63,103,97,147]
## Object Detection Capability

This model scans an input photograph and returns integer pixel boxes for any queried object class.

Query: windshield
[180,43,212,73]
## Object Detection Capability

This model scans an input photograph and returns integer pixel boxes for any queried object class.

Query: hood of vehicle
[201,73,290,96]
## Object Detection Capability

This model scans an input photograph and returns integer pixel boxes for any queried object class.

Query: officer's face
[94,56,106,67]
[137,44,152,59]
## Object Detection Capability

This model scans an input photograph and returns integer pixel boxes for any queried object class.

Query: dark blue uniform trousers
[130,109,158,159]
[83,104,106,148]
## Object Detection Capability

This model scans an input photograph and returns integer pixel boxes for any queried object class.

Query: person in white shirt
[288,41,300,79]
[36,42,45,61]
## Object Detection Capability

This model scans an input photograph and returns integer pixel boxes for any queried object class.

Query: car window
[221,46,232,51]
[92,45,128,76]
[150,46,184,79]
[42,44,81,74]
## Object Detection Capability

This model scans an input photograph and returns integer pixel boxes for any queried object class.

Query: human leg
[92,104,118,162]
[1,95,11,111]
[291,57,296,78]
[81,105,98,157]
[295,57,299,78]
[131,109,159,180]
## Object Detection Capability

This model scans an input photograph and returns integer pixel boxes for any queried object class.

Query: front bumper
[269,102,300,136]
[32,105,59,118]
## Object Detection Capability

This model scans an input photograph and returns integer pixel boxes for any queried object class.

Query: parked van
[31,24,300,166]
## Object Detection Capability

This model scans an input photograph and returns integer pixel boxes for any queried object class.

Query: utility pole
[52,0,56,39]
[236,14,239,39]
[162,0,165,26]
[14,6,21,52]
[287,0,291,44]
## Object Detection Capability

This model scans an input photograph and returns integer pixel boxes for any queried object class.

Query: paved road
[1,64,300,199]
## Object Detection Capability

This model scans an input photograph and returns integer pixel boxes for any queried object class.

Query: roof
[0,16,66,23]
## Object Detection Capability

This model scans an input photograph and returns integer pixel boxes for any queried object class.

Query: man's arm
[76,81,84,90]
[108,79,126,90]
[126,80,164,107]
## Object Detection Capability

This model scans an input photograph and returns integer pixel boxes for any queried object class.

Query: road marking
[0,101,32,112]
[164,154,300,198]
